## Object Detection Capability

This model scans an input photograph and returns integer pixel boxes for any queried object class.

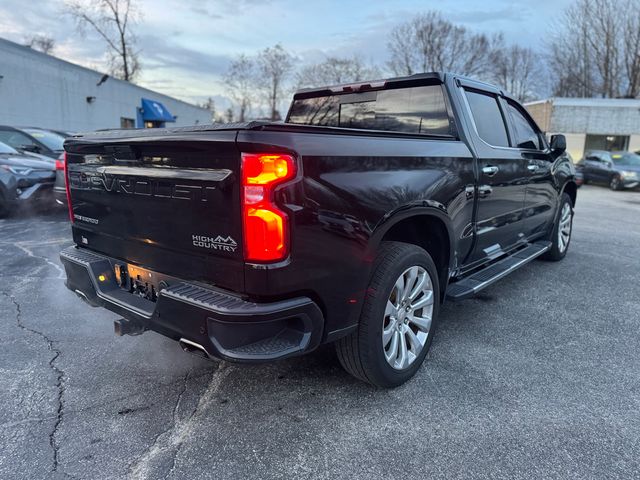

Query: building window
[584,134,629,152]
[120,117,135,129]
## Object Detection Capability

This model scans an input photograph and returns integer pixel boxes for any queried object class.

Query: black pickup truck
[60,72,577,387]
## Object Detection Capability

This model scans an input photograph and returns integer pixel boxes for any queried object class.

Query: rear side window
[506,102,541,150]
[287,85,451,136]
[464,90,509,147]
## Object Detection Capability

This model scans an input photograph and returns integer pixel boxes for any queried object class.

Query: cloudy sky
[0,0,573,108]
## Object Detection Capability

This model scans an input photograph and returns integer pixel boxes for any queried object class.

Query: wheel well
[564,181,577,207]
[381,215,450,293]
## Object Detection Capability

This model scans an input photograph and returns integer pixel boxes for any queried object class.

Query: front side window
[506,102,541,150]
[464,90,509,147]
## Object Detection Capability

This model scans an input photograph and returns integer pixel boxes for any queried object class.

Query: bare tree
[387,11,498,78]
[491,44,543,102]
[224,54,256,122]
[200,97,215,111]
[588,0,623,97]
[622,0,640,97]
[224,107,234,123]
[547,0,637,98]
[65,0,141,82]
[24,35,55,54]
[296,57,381,88]
[199,97,216,122]
[256,44,293,120]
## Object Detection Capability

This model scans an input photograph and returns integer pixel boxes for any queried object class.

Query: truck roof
[292,72,447,99]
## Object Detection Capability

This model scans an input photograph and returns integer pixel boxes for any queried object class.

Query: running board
[446,241,551,301]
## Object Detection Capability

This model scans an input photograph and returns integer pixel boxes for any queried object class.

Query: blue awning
[140,98,175,122]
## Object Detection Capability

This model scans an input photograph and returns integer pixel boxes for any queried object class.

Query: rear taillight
[55,158,64,170]
[63,151,74,222]
[241,153,296,262]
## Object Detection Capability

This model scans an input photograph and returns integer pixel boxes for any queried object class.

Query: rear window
[287,85,452,136]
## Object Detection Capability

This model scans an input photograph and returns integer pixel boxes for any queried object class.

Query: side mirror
[550,134,566,155]
[20,144,40,153]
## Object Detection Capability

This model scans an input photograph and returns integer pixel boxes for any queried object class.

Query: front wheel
[0,194,10,219]
[335,241,440,388]
[541,193,573,261]
[610,175,623,190]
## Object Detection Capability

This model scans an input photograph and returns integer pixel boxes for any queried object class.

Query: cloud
[0,0,575,106]
[139,34,232,75]
[448,6,527,24]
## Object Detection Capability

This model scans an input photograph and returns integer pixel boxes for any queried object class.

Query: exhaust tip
[114,319,146,337]
[179,338,210,359]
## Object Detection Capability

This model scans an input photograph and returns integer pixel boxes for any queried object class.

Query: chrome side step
[446,241,551,301]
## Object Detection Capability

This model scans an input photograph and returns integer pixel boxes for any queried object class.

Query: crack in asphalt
[128,362,231,480]
[13,243,66,279]
[163,369,193,479]
[0,370,215,431]
[1,291,66,475]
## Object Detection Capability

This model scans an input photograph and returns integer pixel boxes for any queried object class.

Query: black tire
[335,241,440,388]
[541,193,573,262]
[610,175,622,191]
[0,193,10,219]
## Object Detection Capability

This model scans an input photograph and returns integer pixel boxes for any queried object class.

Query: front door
[461,87,528,265]
[503,99,557,238]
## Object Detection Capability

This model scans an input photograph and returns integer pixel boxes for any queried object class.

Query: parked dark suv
[577,150,640,190]
[0,126,62,159]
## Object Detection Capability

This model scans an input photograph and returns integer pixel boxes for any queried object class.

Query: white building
[0,37,212,132]
[525,97,640,160]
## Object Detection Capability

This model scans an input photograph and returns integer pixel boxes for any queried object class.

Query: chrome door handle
[527,164,539,172]
[482,165,499,176]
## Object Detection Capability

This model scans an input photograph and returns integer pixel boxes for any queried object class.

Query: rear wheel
[541,193,573,261]
[0,193,10,219]
[610,175,622,191]
[335,241,440,388]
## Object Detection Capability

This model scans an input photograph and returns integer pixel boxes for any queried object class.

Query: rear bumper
[54,186,67,205]
[60,246,324,363]
[17,181,54,203]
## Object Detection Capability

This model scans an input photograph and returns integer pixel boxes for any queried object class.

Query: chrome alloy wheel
[558,203,572,253]
[382,266,434,370]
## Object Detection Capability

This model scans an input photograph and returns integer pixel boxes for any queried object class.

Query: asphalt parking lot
[1,185,639,480]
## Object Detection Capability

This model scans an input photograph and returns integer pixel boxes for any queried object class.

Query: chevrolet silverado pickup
[60,72,577,387]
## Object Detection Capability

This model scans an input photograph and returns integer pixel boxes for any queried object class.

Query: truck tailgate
[64,130,244,292]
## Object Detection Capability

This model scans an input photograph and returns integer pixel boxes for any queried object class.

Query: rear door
[502,98,557,239]
[594,155,614,182]
[581,155,597,181]
[461,85,528,264]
